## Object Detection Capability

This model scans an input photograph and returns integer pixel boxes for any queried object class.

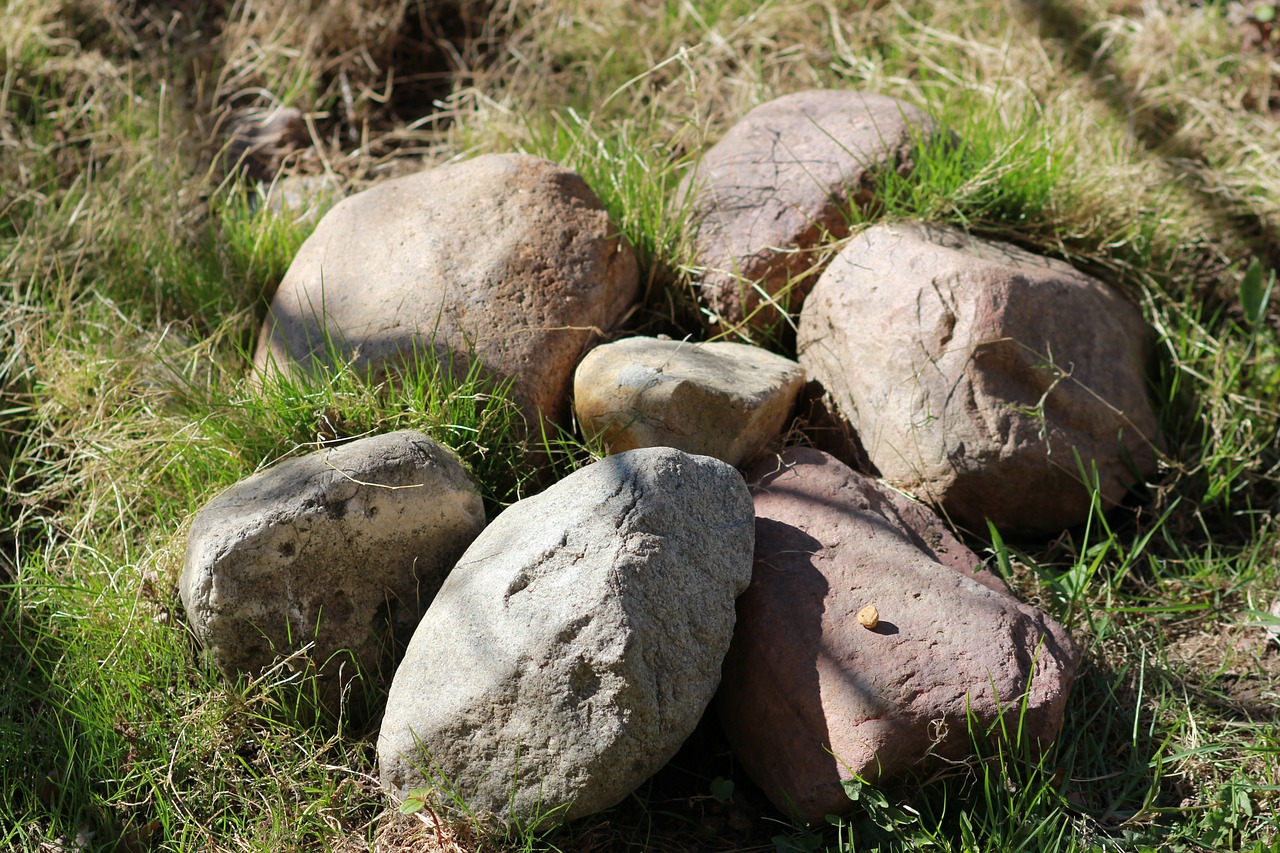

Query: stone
[260,174,344,222]
[573,336,806,467]
[797,221,1158,537]
[180,431,485,708]
[254,153,640,434]
[225,107,308,182]
[718,448,1079,823]
[378,447,755,827]
[676,90,939,328]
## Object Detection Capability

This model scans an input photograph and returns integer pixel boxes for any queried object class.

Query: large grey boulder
[254,153,640,433]
[676,90,939,329]
[719,448,1079,823]
[180,432,485,707]
[573,336,805,467]
[378,447,755,827]
[798,222,1158,536]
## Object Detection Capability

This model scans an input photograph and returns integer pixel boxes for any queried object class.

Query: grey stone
[180,431,485,707]
[719,448,1079,822]
[378,447,755,826]
[253,153,640,435]
[573,336,806,467]
[676,90,939,329]
[798,221,1158,536]
[260,174,344,222]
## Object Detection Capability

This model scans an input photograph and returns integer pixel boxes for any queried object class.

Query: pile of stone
[179,89,1160,829]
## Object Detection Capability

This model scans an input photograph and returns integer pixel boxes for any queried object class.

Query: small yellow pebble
[857,604,879,630]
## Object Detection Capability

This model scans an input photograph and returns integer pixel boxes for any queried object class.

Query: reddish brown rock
[797,222,1158,536]
[676,90,939,329]
[719,448,1078,823]
[254,154,640,434]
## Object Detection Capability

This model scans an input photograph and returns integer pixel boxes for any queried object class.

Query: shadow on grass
[0,569,120,849]
[1023,0,1280,270]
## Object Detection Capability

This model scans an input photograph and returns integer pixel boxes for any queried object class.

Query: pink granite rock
[797,221,1158,536]
[676,90,939,329]
[719,448,1079,823]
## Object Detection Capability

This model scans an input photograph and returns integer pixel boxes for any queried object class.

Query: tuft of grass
[862,97,1076,238]
[519,107,706,340]
[394,750,571,851]
[2,308,536,850]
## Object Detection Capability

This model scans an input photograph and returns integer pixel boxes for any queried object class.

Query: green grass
[3,0,1280,849]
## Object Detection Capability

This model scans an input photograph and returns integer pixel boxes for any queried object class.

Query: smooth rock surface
[574,336,806,467]
[180,431,485,706]
[261,173,344,222]
[676,90,938,328]
[747,449,1005,592]
[798,221,1158,536]
[719,448,1079,823]
[378,447,755,826]
[254,153,640,432]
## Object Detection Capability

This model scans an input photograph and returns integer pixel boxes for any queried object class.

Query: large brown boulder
[719,448,1079,823]
[254,154,640,434]
[797,222,1158,536]
[676,90,939,329]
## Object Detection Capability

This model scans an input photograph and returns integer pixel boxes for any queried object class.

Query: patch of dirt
[1164,613,1280,716]
[54,0,515,187]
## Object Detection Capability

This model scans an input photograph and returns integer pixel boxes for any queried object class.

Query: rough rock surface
[719,448,1079,823]
[180,431,485,706]
[797,221,1158,536]
[254,153,640,432]
[676,90,938,328]
[574,336,806,467]
[378,447,755,826]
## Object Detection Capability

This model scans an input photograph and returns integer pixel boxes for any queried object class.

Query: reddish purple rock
[676,90,939,329]
[719,448,1079,823]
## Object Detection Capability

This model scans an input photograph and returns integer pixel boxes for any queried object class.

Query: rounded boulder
[179,431,485,708]
[378,447,755,827]
[677,90,939,328]
[719,448,1080,822]
[798,221,1158,536]
[254,153,640,434]
[574,336,805,467]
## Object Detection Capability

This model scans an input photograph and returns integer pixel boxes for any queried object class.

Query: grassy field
[3,0,1280,850]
